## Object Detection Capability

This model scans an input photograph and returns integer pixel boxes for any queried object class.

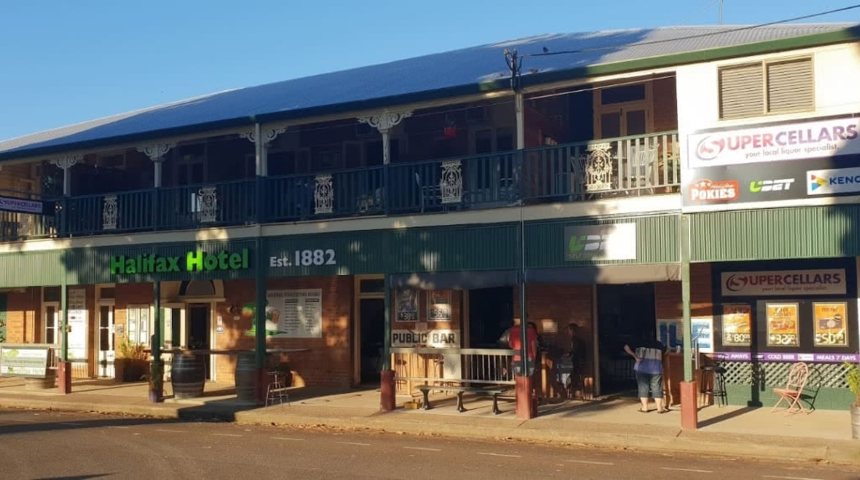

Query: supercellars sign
[720,269,846,296]
[688,117,860,168]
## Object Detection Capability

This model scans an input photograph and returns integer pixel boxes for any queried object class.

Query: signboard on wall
[391,329,459,348]
[428,290,451,322]
[766,303,799,347]
[720,303,752,346]
[67,288,88,361]
[720,269,846,296]
[0,344,50,377]
[813,302,848,347]
[692,317,714,353]
[266,289,322,338]
[396,288,419,322]
[564,223,636,261]
[688,116,860,168]
[683,115,860,210]
[0,196,43,214]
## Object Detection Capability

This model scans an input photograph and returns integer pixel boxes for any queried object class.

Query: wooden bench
[416,383,509,415]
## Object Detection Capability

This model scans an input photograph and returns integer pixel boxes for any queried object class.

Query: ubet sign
[110,249,250,275]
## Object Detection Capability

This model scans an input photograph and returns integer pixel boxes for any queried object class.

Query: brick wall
[215,277,354,389]
[5,288,39,343]
[652,77,678,133]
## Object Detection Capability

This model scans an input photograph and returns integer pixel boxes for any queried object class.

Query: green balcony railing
[27,131,681,240]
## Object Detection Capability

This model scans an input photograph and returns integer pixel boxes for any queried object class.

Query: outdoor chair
[771,362,810,414]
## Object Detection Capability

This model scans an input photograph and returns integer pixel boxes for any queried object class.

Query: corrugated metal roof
[1,23,857,160]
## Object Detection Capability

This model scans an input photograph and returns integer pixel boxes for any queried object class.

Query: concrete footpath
[1,377,858,468]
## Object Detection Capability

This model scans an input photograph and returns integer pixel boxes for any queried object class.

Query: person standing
[624,337,668,413]
[507,319,539,376]
[566,323,586,399]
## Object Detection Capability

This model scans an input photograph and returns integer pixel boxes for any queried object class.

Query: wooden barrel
[235,352,258,402]
[171,353,205,399]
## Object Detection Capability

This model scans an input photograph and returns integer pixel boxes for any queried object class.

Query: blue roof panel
[1,24,856,159]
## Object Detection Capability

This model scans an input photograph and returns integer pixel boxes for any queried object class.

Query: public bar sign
[391,329,459,348]
[688,116,860,168]
[564,223,636,261]
[721,269,846,296]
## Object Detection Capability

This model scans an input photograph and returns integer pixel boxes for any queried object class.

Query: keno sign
[721,269,846,296]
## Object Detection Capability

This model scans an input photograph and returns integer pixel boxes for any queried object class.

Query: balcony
[0,131,680,241]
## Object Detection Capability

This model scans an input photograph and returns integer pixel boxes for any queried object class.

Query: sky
[0,0,858,141]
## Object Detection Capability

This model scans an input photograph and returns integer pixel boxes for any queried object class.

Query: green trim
[690,204,860,262]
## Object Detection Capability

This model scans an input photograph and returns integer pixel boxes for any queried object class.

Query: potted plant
[844,361,860,440]
[116,335,149,382]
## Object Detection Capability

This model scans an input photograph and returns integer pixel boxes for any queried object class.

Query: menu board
[721,304,752,346]
[396,288,419,322]
[267,289,322,338]
[813,302,848,347]
[428,290,452,322]
[766,303,799,347]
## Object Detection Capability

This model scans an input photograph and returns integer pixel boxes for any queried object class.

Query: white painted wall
[676,41,860,170]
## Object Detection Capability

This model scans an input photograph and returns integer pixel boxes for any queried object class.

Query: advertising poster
[721,303,752,346]
[396,288,419,322]
[428,290,451,322]
[265,289,323,338]
[813,302,848,347]
[766,303,799,347]
[692,317,714,353]
[67,288,88,361]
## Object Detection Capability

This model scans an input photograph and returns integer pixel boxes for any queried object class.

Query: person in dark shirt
[624,337,668,413]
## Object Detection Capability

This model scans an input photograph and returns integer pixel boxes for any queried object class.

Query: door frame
[185,302,216,381]
[95,285,116,378]
[593,82,653,139]
[353,275,384,385]
[42,300,60,346]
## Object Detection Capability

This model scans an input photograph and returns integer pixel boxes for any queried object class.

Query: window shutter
[719,64,764,119]
[767,58,814,113]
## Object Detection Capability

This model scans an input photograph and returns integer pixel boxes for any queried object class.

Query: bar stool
[265,371,290,406]
[700,365,728,407]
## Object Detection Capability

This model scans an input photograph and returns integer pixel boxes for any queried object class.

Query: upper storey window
[719,57,814,120]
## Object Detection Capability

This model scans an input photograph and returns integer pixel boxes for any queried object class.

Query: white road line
[337,442,371,446]
[403,447,442,452]
[662,467,713,473]
[477,452,521,458]
[272,437,305,442]
[762,476,824,480]
[154,429,186,433]
[211,433,242,437]
[566,460,615,466]
[109,426,130,429]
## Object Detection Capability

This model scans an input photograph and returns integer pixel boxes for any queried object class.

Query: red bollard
[515,376,537,419]
[380,369,396,412]
[57,361,72,394]
[680,380,699,430]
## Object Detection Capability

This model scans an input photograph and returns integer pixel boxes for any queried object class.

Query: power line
[531,4,860,58]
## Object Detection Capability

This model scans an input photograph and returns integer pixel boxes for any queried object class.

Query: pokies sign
[110,249,250,275]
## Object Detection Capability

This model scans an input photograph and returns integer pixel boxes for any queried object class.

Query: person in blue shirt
[624,338,668,413]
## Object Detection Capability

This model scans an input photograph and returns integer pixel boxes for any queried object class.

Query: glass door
[98,304,115,378]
